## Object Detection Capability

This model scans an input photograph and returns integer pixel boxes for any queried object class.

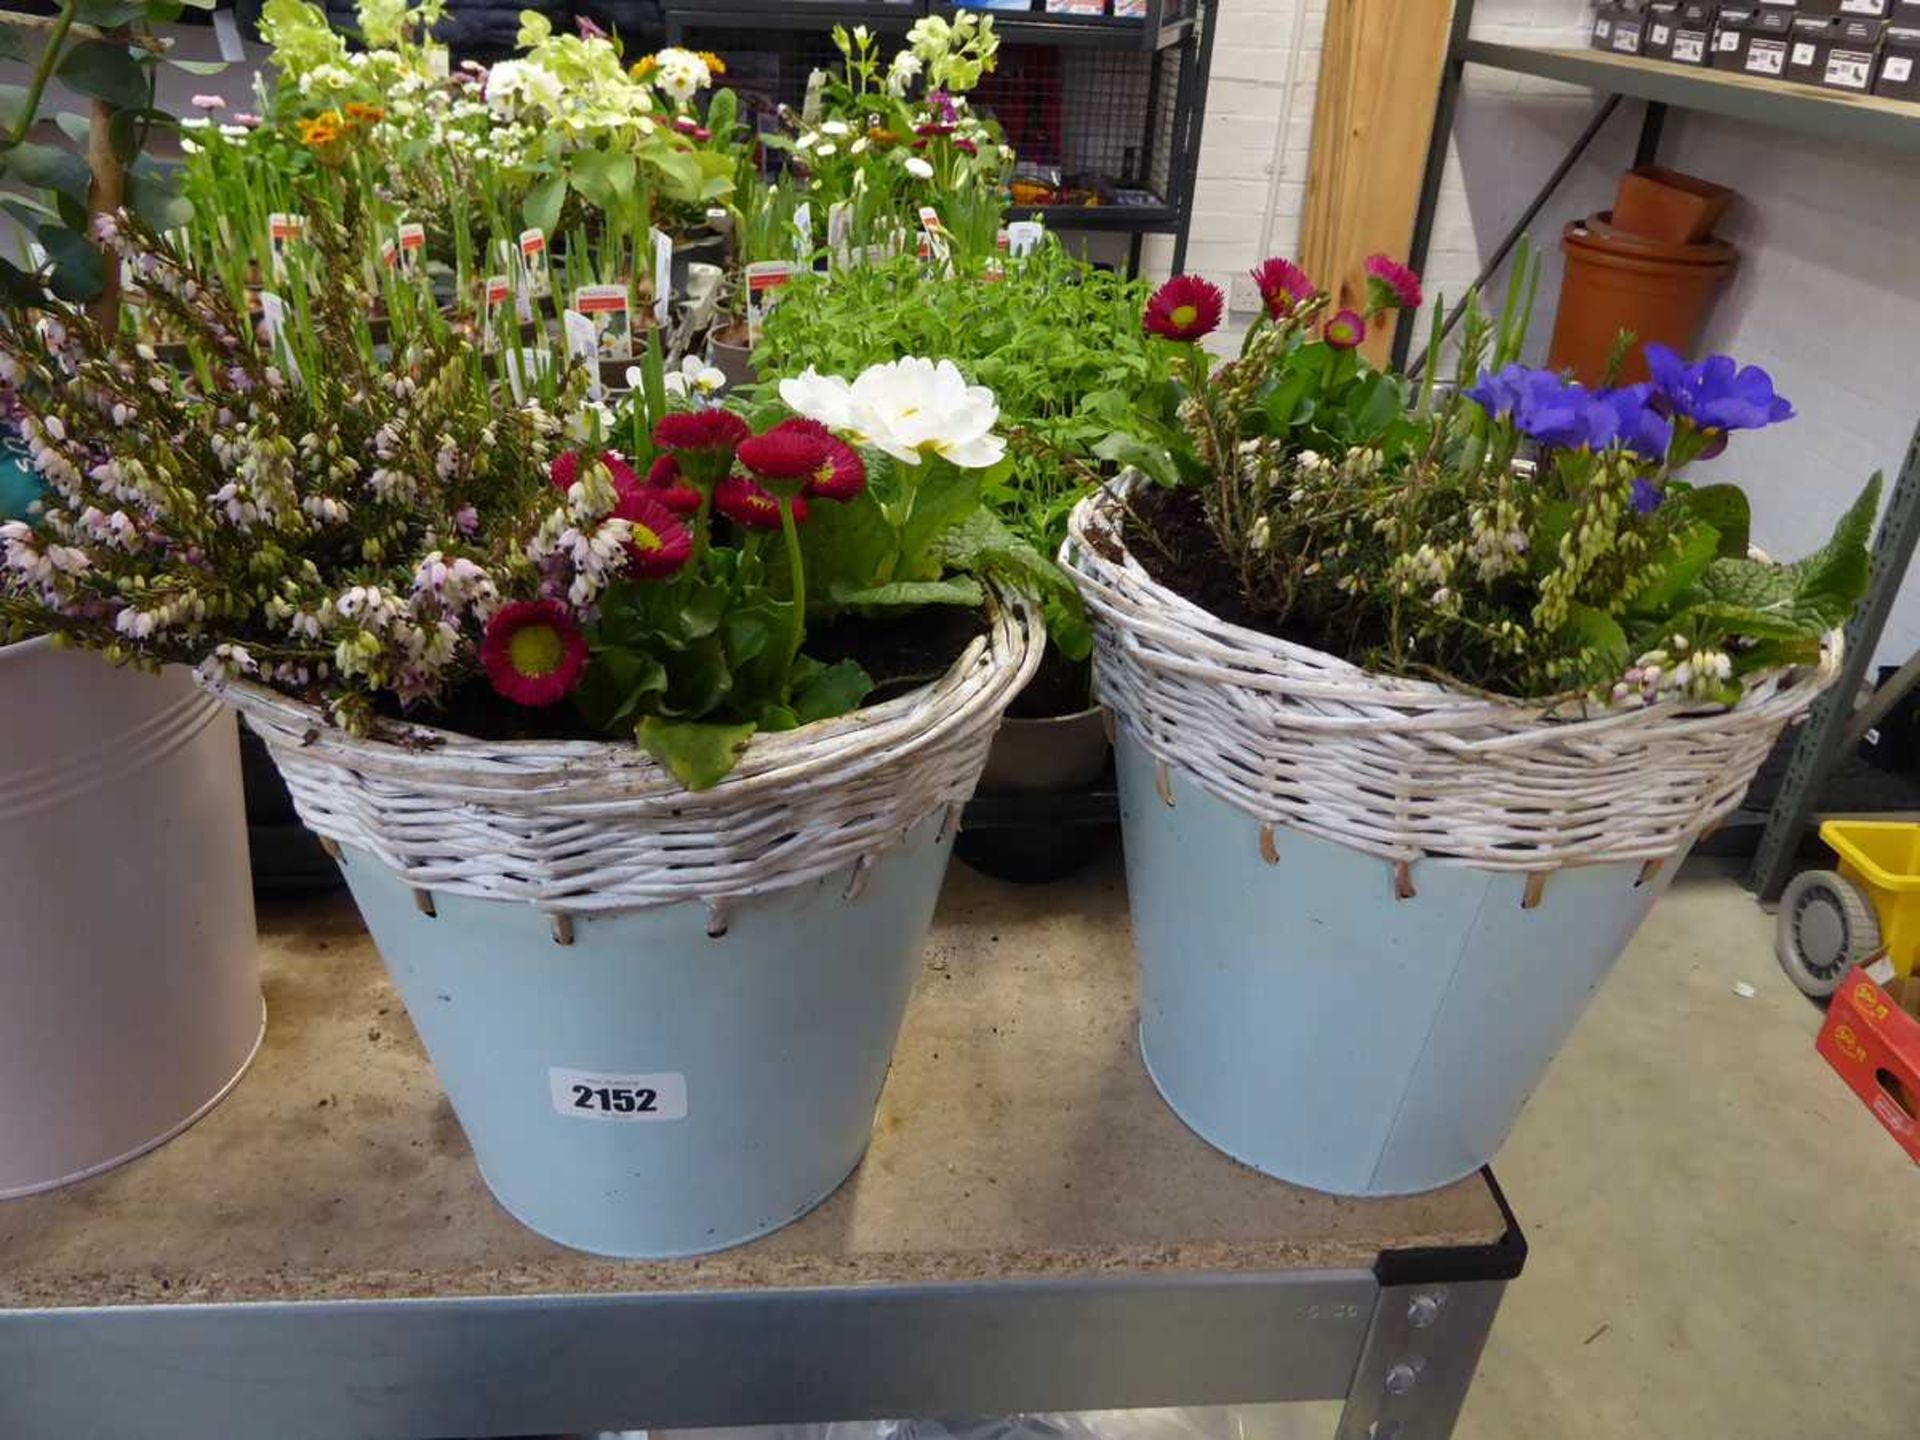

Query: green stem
[778,497,806,697]
[691,490,711,567]
[6,0,82,151]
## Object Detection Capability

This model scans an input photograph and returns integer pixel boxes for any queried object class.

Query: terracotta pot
[1548,214,1737,387]
[1611,166,1734,246]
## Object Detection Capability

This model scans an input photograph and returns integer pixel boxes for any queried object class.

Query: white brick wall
[1154,0,1916,666]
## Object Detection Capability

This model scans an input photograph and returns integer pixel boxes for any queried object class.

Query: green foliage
[755,244,1170,661]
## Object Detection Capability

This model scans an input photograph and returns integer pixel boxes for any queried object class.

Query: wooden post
[85,93,125,332]
[1299,0,1454,365]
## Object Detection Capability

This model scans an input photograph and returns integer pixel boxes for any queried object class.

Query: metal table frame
[1396,19,1920,900]
[0,1176,1522,1439]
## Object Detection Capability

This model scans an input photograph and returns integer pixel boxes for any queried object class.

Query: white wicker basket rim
[211,584,1044,914]
[1063,480,1838,871]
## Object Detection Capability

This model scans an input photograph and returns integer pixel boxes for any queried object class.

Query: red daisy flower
[736,424,835,502]
[1250,257,1315,319]
[480,600,588,708]
[642,454,702,514]
[915,121,955,137]
[652,409,750,455]
[1323,308,1367,351]
[773,417,868,501]
[714,473,807,531]
[954,137,978,156]
[1363,253,1423,312]
[1143,275,1224,342]
[549,450,639,494]
[614,490,694,579]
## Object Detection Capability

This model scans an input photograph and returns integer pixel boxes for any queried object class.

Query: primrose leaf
[637,717,757,791]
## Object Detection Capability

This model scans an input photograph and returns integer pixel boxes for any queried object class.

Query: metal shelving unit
[1399,14,1920,901]
[0,889,1524,1438]
[661,0,1216,273]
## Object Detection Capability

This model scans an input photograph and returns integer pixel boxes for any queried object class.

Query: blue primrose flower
[1584,383,1673,462]
[1644,343,1795,433]
[1467,366,1672,460]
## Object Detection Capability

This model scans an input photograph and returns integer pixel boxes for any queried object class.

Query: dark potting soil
[1119,486,1394,662]
[806,603,990,705]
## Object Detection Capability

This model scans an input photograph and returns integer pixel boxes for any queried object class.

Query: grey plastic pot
[956,706,1113,884]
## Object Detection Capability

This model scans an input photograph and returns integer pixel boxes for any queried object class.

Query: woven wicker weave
[213,587,1042,914]
[1064,483,1837,871]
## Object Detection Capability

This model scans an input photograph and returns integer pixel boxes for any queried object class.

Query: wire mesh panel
[681,29,1190,213]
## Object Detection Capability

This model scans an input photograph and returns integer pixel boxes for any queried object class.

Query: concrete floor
[1452,855,1920,1438]
[1006,851,1920,1440]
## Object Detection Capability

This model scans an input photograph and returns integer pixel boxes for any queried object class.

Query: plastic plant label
[1006,219,1045,258]
[793,201,813,266]
[480,274,512,351]
[518,228,552,298]
[258,290,302,385]
[549,1067,687,1122]
[827,201,853,269]
[917,205,951,267]
[651,227,673,326]
[268,212,307,280]
[396,222,426,280]
[380,237,399,270]
[744,259,796,342]
[574,283,633,360]
[562,308,603,402]
[503,346,552,405]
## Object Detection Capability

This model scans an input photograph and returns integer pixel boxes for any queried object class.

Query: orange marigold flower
[344,101,386,125]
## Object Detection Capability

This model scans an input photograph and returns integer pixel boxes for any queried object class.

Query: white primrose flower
[820,119,851,137]
[904,156,934,180]
[779,366,856,431]
[662,354,728,401]
[651,47,711,105]
[815,356,1006,470]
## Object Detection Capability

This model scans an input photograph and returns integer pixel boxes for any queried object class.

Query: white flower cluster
[1611,638,1735,706]
[0,519,89,605]
[781,356,1005,469]
[1467,498,1529,583]
[651,47,712,106]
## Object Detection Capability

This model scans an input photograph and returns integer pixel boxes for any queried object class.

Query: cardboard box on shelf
[1877,21,1920,91]
[1817,970,1920,1165]
[1670,1,1720,61]
[1592,3,1621,49]
[1712,5,1758,65]
[1788,14,1844,78]
[1611,5,1651,50]
[1820,15,1888,88]
[1740,5,1798,74]
[1646,0,1684,56]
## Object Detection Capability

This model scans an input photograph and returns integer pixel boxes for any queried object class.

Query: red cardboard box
[1817,970,1920,1165]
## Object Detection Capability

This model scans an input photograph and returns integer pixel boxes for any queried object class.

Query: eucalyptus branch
[4,0,81,150]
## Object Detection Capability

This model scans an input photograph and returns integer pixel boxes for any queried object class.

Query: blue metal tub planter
[1065,488,1834,1197]
[218,594,1041,1258]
